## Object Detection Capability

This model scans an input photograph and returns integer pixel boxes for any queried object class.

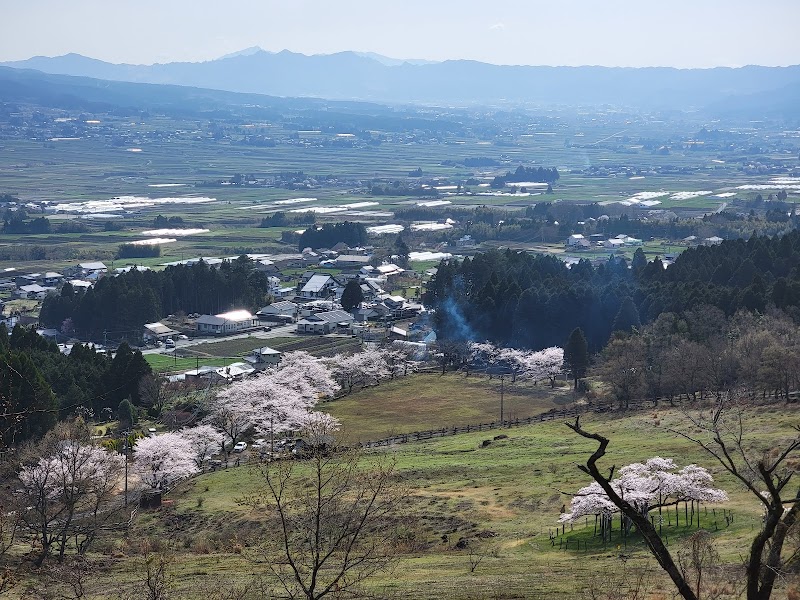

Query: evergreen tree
[564,327,589,390]
[612,297,641,334]
[341,280,364,312]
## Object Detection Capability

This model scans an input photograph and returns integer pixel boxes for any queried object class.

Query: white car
[251,438,266,450]
[232,441,247,453]
[177,334,189,340]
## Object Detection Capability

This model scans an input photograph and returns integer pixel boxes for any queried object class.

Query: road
[141,322,297,355]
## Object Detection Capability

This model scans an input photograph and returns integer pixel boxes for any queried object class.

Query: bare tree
[672,395,800,600]
[677,531,725,600]
[254,422,403,600]
[123,549,174,600]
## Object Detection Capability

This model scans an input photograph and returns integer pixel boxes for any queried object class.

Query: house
[298,274,342,300]
[375,264,404,278]
[334,255,371,269]
[143,322,178,342]
[296,310,354,334]
[14,283,53,300]
[196,310,258,335]
[604,238,625,250]
[257,301,297,322]
[66,262,107,278]
[244,346,282,369]
[353,303,393,322]
[566,234,585,247]
[704,236,724,246]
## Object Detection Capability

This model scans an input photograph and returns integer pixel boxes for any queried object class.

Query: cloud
[489,22,505,31]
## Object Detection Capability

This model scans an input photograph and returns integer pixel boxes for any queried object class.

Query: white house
[244,346,282,369]
[566,234,585,247]
[298,274,342,300]
[604,239,626,250]
[704,236,724,246]
[196,310,258,335]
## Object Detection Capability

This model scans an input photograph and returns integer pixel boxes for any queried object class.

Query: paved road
[142,322,297,355]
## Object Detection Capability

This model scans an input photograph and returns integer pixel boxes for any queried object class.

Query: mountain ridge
[2,50,800,110]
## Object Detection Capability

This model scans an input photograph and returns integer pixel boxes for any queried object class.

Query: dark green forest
[0,325,151,445]
[40,256,271,339]
[425,231,800,350]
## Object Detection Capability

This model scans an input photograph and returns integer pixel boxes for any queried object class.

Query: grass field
[323,372,576,443]
[47,401,795,599]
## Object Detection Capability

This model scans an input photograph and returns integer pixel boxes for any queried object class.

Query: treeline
[298,221,368,251]
[0,325,151,446]
[117,244,161,259]
[260,210,316,228]
[593,307,800,408]
[491,165,559,188]
[2,208,51,234]
[426,230,800,350]
[40,257,271,339]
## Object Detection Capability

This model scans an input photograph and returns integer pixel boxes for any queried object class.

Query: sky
[1,0,799,68]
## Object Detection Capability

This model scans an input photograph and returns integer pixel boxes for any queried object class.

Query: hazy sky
[2,0,799,68]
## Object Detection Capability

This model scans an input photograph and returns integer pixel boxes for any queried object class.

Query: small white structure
[196,310,258,335]
[566,234,585,247]
[604,239,625,250]
[704,236,724,246]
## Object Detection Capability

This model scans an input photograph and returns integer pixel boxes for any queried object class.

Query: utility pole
[122,430,130,507]
[270,415,274,456]
[500,375,505,425]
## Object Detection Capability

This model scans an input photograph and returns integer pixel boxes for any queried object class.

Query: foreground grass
[32,403,794,599]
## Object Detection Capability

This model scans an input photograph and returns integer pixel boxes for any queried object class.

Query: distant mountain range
[2,49,800,113]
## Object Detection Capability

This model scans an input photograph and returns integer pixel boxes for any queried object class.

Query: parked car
[251,438,266,450]
[232,441,247,453]
[177,334,189,340]
[165,338,175,348]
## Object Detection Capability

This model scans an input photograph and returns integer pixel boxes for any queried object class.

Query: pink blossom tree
[327,350,390,394]
[207,351,341,449]
[19,441,124,565]
[133,432,199,491]
[178,425,225,468]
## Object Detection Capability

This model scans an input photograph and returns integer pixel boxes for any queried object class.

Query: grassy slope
[67,401,795,599]
[323,373,576,443]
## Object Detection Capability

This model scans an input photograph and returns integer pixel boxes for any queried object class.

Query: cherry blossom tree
[467,342,564,385]
[133,432,198,492]
[560,456,727,543]
[19,440,124,565]
[383,345,419,379]
[178,425,225,468]
[518,346,564,387]
[327,350,390,394]
[206,351,340,449]
[565,417,732,600]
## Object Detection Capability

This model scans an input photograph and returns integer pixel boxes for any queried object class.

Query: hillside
[44,401,792,599]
